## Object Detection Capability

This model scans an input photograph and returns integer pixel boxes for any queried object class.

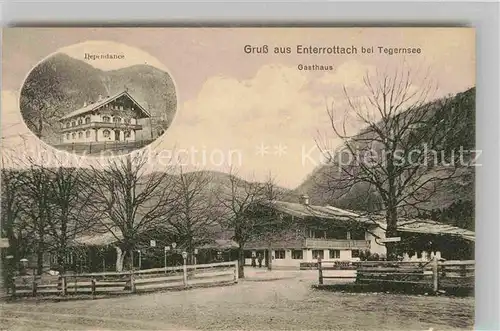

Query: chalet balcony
[245,238,371,250]
[304,238,370,250]
[60,122,143,132]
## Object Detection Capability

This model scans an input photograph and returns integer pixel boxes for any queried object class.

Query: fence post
[432,257,439,294]
[11,277,16,297]
[61,276,67,296]
[460,264,467,277]
[318,257,323,285]
[130,271,136,293]
[234,260,239,283]
[31,279,37,297]
[91,278,96,297]
[182,252,188,288]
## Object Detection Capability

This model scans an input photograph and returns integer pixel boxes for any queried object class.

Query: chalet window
[78,118,83,125]
[329,250,340,259]
[103,130,110,138]
[71,121,76,127]
[274,250,285,259]
[312,250,324,260]
[102,116,111,123]
[71,132,76,139]
[291,250,303,260]
[85,130,91,138]
[78,132,83,138]
[351,250,360,258]
[124,130,131,138]
[113,117,121,123]
[124,118,131,124]
[85,117,91,124]
[244,251,253,259]
[66,133,70,140]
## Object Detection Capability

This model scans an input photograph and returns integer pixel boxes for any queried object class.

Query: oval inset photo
[20,41,177,156]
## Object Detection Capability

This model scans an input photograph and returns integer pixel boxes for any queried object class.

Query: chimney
[83,101,87,107]
[98,94,103,101]
[299,194,310,206]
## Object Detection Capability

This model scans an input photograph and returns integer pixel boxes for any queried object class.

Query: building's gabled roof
[199,239,239,250]
[259,200,372,224]
[59,90,151,121]
[259,200,475,242]
[71,230,122,247]
[396,219,475,242]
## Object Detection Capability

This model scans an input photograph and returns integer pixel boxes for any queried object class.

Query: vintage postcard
[0,27,475,330]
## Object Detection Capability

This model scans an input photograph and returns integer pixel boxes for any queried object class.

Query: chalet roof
[395,219,475,242]
[262,200,372,224]
[71,231,122,247]
[59,90,151,121]
[262,200,475,242]
[199,239,239,250]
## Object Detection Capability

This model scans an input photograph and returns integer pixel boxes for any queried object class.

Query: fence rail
[317,259,474,294]
[53,139,155,155]
[10,261,238,299]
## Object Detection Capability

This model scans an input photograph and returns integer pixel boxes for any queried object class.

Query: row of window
[65,116,133,128]
[65,129,131,140]
[273,249,360,260]
[104,104,126,111]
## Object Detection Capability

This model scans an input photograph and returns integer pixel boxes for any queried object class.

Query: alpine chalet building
[58,90,151,147]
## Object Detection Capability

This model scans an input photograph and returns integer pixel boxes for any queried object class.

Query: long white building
[58,90,151,144]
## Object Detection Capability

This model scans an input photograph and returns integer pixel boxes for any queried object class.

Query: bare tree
[253,173,288,270]
[1,164,27,263]
[316,66,466,258]
[17,164,53,274]
[43,165,99,271]
[84,151,178,271]
[167,169,218,263]
[214,167,268,278]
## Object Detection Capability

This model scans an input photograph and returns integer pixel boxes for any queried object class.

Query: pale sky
[1,28,475,188]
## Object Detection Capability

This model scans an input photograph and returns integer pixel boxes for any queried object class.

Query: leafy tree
[20,61,71,139]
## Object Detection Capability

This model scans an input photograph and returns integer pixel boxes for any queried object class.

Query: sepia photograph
[1,27,476,331]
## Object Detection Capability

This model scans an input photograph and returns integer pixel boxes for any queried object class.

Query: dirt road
[1,270,474,330]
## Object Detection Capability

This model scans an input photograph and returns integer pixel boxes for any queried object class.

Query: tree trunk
[56,250,66,273]
[267,246,272,271]
[37,115,43,138]
[385,207,399,260]
[115,246,125,272]
[237,245,245,278]
[36,239,44,275]
[127,249,134,270]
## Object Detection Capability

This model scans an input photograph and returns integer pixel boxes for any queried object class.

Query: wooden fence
[317,259,474,294]
[53,139,155,155]
[10,261,238,298]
